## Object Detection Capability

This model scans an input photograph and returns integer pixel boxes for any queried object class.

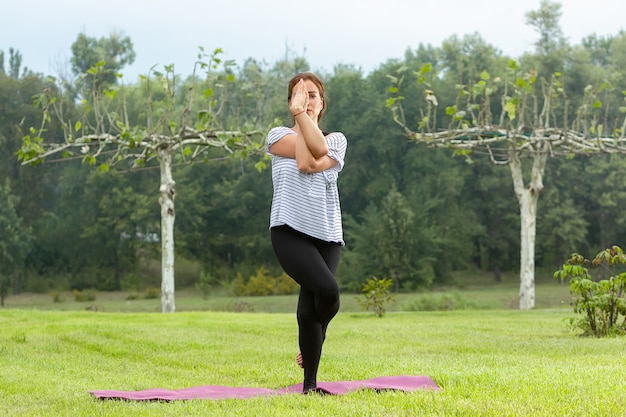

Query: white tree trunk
[509,145,547,310]
[158,147,176,313]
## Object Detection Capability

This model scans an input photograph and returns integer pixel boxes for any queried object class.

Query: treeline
[2,2,626,296]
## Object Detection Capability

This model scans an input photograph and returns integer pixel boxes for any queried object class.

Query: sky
[1,0,625,82]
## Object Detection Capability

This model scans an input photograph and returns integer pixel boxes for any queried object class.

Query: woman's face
[303,79,324,122]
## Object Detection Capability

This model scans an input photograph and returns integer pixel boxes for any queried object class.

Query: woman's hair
[287,72,326,123]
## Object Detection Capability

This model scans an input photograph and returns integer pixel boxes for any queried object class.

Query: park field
[1,283,625,416]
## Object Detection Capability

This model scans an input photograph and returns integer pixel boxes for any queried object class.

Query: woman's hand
[289,79,309,116]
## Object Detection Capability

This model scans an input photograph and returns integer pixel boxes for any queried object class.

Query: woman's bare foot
[296,352,303,368]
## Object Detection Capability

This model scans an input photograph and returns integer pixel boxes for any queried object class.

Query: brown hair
[287,72,326,123]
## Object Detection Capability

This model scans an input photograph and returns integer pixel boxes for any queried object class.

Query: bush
[232,267,299,296]
[73,289,97,302]
[554,246,626,337]
[243,267,275,296]
[356,277,396,317]
[144,288,160,299]
[273,272,299,295]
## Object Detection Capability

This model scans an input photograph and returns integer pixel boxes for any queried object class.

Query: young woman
[266,72,347,393]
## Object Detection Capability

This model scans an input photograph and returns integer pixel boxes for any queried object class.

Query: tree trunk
[158,146,176,313]
[509,145,547,310]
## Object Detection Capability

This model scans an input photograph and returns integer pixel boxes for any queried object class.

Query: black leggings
[270,225,341,392]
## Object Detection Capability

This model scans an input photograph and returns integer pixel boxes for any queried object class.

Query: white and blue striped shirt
[267,126,347,245]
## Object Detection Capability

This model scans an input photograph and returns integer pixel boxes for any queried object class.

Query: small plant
[554,246,626,337]
[356,277,396,317]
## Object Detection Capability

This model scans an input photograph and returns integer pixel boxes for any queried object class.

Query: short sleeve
[325,132,347,172]
[323,132,347,183]
[266,126,295,154]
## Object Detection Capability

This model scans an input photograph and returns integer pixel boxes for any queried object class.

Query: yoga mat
[91,375,440,401]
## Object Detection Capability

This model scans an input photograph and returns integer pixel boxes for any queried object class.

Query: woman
[267,72,347,393]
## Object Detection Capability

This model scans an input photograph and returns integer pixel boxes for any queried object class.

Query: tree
[523,0,568,78]
[0,180,32,305]
[0,48,29,78]
[19,48,264,312]
[70,31,136,87]
[386,55,626,309]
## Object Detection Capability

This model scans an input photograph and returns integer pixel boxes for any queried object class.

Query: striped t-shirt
[266,126,347,245]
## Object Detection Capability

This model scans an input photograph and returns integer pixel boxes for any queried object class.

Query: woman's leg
[271,226,341,391]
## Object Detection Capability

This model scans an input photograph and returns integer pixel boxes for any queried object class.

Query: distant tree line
[1,1,626,297]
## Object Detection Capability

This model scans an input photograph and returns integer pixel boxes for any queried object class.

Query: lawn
[1,297,625,416]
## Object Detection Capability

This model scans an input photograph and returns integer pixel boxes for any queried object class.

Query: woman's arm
[294,112,328,158]
[269,133,337,173]
[290,79,328,158]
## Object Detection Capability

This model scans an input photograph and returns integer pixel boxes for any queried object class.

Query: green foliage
[0,275,9,306]
[554,246,626,337]
[72,289,97,302]
[143,288,160,299]
[274,272,299,295]
[195,270,213,299]
[342,188,440,291]
[233,267,299,297]
[356,277,396,317]
[120,273,141,292]
[70,31,136,88]
[10,24,626,303]
[0,180,33,277]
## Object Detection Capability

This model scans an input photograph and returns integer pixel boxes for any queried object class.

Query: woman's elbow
[312,145,329,159]
[297,161,314,172]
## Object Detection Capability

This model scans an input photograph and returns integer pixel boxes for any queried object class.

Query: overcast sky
[2,0,624,82]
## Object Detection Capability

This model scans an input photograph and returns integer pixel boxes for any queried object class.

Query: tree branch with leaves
[386,57,626,309]
[19,48,267,312]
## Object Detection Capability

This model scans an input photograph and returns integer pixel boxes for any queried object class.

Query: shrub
[243,267,275,296]
[554,246,626,337]
[144,288,160,299]
[356,277,396,317]
[274,272,299,295]
[232,268,299,296]
[73,289,97,302]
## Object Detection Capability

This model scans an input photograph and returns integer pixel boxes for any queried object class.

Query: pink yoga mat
[91,375,440,401]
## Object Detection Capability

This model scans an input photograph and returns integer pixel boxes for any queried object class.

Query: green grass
[2,306,625,416]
